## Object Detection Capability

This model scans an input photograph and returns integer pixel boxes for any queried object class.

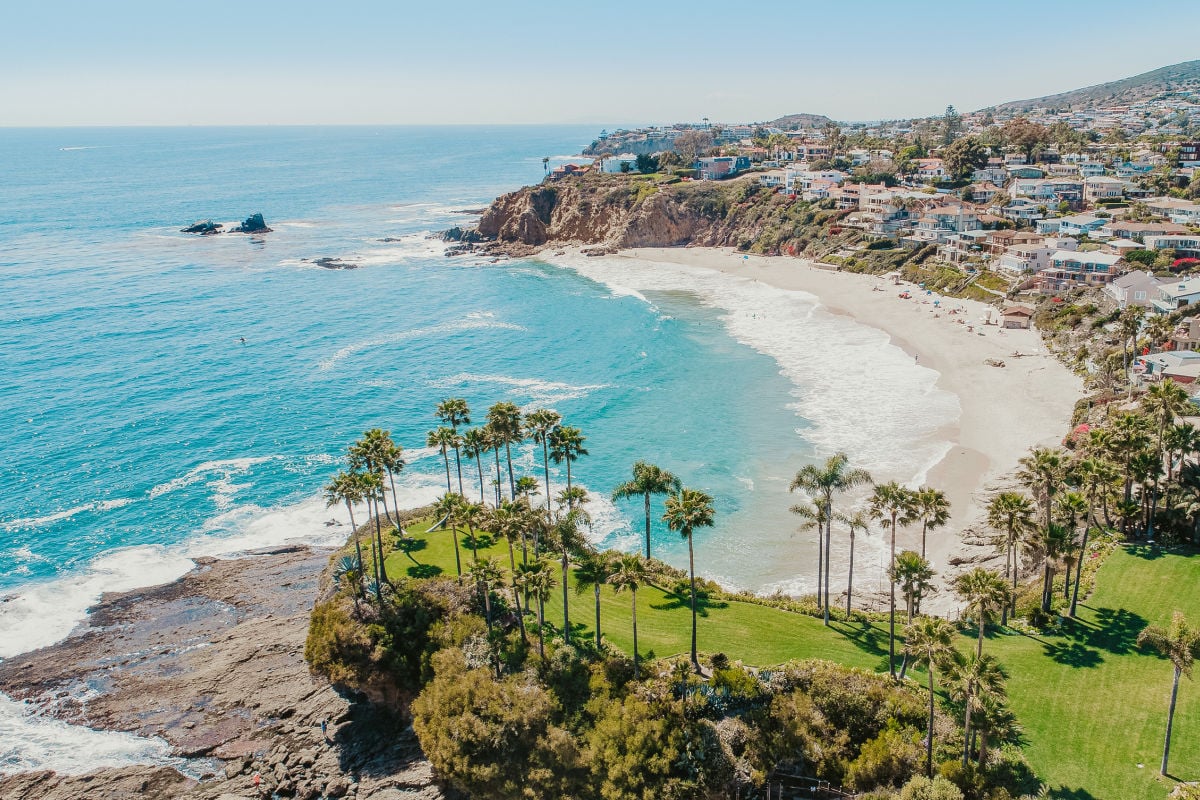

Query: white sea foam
[146,457,272,500]
[318,317,525,372]
[1,497,136,532]
[0,693,185,777]
[427,373,609,409]
[548,252,960,487]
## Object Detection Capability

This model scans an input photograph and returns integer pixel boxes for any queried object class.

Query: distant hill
[767,112,835,130]
[985,59,1200,113]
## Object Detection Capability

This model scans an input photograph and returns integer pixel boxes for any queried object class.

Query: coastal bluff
[0,546,447,800]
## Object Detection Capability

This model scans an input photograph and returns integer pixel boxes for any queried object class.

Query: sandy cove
[597,247,1084,610]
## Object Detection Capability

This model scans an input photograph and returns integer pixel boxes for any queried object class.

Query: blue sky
[0,0,1194,126]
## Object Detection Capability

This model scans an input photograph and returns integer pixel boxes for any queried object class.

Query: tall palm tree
[460,500,488,564]
[838,509,872,620]
[1118,304,1145,385]
[790,500,829,607]
[609,553,651,678]
[549,425,588,501]
[487,401,524,501]
[461,427,489,504]
[986,492,1036,623]
[870,481,915,678]
[350,429,401,532]
[1164,422,1200,482]
[892,550,934,624]
[792,453,873,626]
[324,471,367,602]
[912,487,951,562]
[1070,457,1116,616]
[435,398,471,495]
[358,469,392,595]
[1137,611,1200,776]
[431,492,464,578]
[492,499,524,570]
[1106,411,1152,507]
[612,461,682,559]
[663,487,716,673]
[1017,447,1067,534]
[954,567,1011,657]
[574,550,615,649]
[484,424,504,507]
[550,507,590,643]
[515,476,539,504]
[524,409,562,513]
[1143,380,1192,538]
[426,427,457,494]
[1055,490,1088,600]
[1035,522,1071,614]
[973,692,1018,770]
[904,617,956,778]
[468,557,504,637]
[945,651,1007,766]
[515,559,556,660]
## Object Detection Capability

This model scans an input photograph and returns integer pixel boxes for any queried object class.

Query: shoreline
[550,246,1084,609]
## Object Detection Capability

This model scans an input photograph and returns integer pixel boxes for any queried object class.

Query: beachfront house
[1033,250,1122,292]
[1150,276,1200,314]
[1079,161,1108,177]
[1084,176,1126,203]
[1135,350,1200,382]
[602,154,641,174]
[695,156,751,181]
[1057,213,1108,237]
[997,240,1075,275]
[1001,304,1035,329]
[1105,270,1165,309]
[1143,234,1200,259]
[1172,317,1200,352]
[999,198,1046,224]
[1098,220,1190,242]
[1144,197,1200,225]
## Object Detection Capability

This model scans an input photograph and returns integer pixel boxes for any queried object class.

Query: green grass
[381,521,1200,800]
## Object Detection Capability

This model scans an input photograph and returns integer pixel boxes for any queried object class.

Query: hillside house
[1143,234,1200,258]
[1034,250,1122,291]
[1105,270,1165,309]
[1150,276,1200,314]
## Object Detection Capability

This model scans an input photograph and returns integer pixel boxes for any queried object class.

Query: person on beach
[321,718,328,740]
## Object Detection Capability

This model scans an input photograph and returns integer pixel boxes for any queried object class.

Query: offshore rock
[232,213,272,233]
[181,220,223,235]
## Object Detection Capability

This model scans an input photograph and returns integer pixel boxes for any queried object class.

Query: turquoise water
[0,126,811,657]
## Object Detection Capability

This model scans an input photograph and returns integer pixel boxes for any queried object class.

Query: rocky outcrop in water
[0,545,449,800]
[181,220,223,235]
[233,213,272,234]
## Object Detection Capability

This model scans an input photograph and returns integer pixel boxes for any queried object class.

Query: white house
[1143,235,1200,258]
[1150,276,1200,314]
[1105,270,1165,309]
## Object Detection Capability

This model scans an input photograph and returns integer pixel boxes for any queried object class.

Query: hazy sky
[1,0,1193,126]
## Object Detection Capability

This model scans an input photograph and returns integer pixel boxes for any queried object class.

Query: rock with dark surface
[0,766,197,800]
[232,213,272,234]
[181,220,223,235]
[310,257,359,270]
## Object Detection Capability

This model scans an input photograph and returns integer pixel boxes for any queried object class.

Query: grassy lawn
[381,521,1200,800]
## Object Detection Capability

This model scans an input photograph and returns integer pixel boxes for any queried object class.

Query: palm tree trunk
[643,493,652,559]
[541,439,552,513]
[921,520,928,560]
[450,523,463,578]
[1162,665,1181,775]
[453,446,465,496]
[926,667,935,778]
[372,502,391,591]
[688,530,699,673]
[962,700,973,766]
[631,589,640,680]
[493,448,503,506]
[594,584,602,649]
[566,458,573,498]
[345,500,365,602]
[977,611,985,657]
[441,448,452,493]
[561,553,570,642]
[513,582,527,643]
[978,732,990,769]
[816,517,824,613]
[889,515,897,678]
[537,597,545,660]
[475,454,485,503]
[846,531,855,621]
[823,503,832,627]
[505,441,516,502]
[467,523,479,563]
[386,469,402,532]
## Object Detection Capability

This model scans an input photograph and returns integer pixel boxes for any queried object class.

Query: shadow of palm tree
[1048,786,1100,800]
[407,564,443,578]
[1125,543,1165,560]
[1067,606,1147,655]
[463,533,494,551]
[828,620,889,657]
[1041,640,1103,668]
[394,538,427,553]
[651,591,729,616]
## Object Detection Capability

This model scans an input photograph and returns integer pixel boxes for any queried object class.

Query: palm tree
[945,651,1006,766]
[460,500,488,564]
[904,617,956,777]
[432,492,464,578]
[435,398,471,494]
[557,485,589,511]
[324,471,367,602]
[549,425,588,501]
[663,487,716,673]
[790,500,829,607]
[612,461,682,559]
[426,427,457,493]
[524,409,562,512]
[973,692,1018,770]
[791,453,873,626]
[986,491,1036,622]
[516,559,556,660]
[550,507,590,642]
[358,469,391,595]
[1137,611,1200,776]
[1070,458,1117,618]
[515,476,539,503]
[1034,522,1071,614]
[487,401,524,501]
[492,499,524,570]
[892,550,934,624]
[1055,490,1088,600]
[484,424,504,507]
[1017,447,1067,534]
[838,509,872,620]
[1118,305,1145,385]
[870,481,915,678]
[1143,380,1192,538]
[468,557,505,637]
[609,553,651,678]
[1164,422,1200,481]
[912,487,950,563]
[574,550,615,649]
[461,427,489,503]
[954,567,1010,657]
[350,429,402,533]
[1107,411,1151,507]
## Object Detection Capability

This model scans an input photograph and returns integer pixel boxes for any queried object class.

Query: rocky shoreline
[0,545,446,800]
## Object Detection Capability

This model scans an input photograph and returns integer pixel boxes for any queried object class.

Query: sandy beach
[562,246,1085,609]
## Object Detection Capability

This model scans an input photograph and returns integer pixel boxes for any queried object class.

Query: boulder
[233,213,272,233]
[181,220,223,235]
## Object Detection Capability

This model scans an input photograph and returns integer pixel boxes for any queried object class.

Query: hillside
[766,111,836,129]
[986,59,1200,112]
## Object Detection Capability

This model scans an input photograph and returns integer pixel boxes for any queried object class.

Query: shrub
[899,775,965,800]
[845,727,924,791]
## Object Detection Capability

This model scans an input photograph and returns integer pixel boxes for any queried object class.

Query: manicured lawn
[381,521,1200,800]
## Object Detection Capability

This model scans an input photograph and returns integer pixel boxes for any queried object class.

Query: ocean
[0,126,956,773]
